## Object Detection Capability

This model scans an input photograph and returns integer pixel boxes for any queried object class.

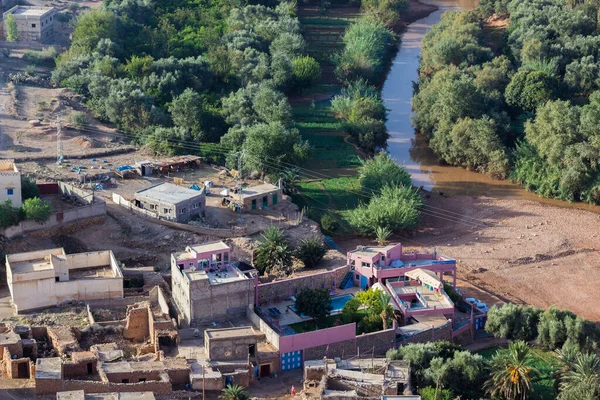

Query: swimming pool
[289,294,354,315]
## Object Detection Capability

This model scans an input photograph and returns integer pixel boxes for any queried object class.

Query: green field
[288,310,366,334]
[477,346,558,400]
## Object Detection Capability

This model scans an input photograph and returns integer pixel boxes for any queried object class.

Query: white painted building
[6,248,124,313]
[0,159,22,207]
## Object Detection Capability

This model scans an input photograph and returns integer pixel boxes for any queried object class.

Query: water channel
[382,0,600,213]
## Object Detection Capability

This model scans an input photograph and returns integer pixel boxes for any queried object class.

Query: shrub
[0,201,21,228]
[292,56,321,89]
[348,185,422,234]
[295,237,327,268]
[69,111,89,128]
[21,198,52,222]
[485,303,541,341]
[5,14,19,42]
[23,47,59,66]
[420,386,454,400]
[319,213,339,235]
[21,176,39,200]
[294,288,332,325]
[335,17,392,84]
[358,152,412,196]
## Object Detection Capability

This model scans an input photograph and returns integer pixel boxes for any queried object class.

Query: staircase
[339,271,354,289]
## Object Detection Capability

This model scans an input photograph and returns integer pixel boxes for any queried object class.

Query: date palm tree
[377,290,394,329]
[558,352,600,399]
[220,384,250,400]
[375,225,391,246]
[253,225,292,275]
[484,341,539,400]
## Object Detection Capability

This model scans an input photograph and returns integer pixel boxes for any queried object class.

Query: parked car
[465,298,488,311]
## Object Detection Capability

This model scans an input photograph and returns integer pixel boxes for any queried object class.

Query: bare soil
[340,193,600,321]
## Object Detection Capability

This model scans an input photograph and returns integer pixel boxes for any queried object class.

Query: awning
[405,268,442,290]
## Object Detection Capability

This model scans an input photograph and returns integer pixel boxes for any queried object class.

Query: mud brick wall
[63,359,97,378]
[63,378,172,394]
[166,367,190,385]
[304,338,356,361]
[257,266,350,305]
[47,327,79,356]
[356,328,396,356]
[36,378,63,395]
[123,305,150,341]
[2,348,31,378]
[453,328,473,346]
[0,340,23,359]
[31,326,48,340]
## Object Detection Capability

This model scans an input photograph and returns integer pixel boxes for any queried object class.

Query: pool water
[289,294,354,316]
[330,294,354,312]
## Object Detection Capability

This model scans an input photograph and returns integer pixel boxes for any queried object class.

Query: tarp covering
[189,184,201,191]
[405,268,442,290]
[116,165,134,172]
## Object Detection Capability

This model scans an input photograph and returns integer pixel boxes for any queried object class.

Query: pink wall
[385,244,402,264]
[278,323,356,354]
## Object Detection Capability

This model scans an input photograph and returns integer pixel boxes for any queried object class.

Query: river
[382,0,600,213]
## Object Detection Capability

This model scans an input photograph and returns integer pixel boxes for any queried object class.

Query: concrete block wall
[257,265,350,305]
[355,328,396,356]
[304,339,356,361]
[398,321,453,346]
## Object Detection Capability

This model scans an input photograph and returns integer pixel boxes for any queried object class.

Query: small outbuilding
[2,6,55,42]
[238,182,282,211]
[134,182,206,223]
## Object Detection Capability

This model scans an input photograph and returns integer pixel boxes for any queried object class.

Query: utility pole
[236,150,245,211]
[56,115,63,165]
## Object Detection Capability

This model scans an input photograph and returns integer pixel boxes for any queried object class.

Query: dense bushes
[335,18,393,84]
[331,80,389,152]
[413,0,600,203]
[486,304,600,352]
[53,0,318,171]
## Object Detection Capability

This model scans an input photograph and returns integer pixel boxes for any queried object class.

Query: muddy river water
[383,0,600,213]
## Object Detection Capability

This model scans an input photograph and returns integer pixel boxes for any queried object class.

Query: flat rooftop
[57,392,156,400]
[185,266,246,285]
[205,327,256,340]
[0,331,21,346]
[36,357,62,380]
[349,245,396,258]
[397,315,449,336]
[0,159,17,171]
[10,256,54,275]
[188,241,229,254]
[135,182,204,205]
[9,6,53,16]
[240,183,279,199]
[392,286,453,310]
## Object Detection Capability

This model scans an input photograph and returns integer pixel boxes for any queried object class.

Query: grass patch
[476,346,557,400]
[288,310,367,334]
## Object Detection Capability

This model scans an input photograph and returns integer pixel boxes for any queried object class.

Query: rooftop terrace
[5,6,54,17]
[239,183,279,199]
[184,264,247,285]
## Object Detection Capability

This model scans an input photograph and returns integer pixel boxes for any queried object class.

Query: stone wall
[47,326,79,356]
[257,265,350,305]
[36,376,63,395]
[2,347,31,378]
[355,328,396,356]
[62,377,172,394]
[63,357,97,378]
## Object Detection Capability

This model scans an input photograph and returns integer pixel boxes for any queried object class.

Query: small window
[180,208,187,214]
[50,17,52,20]
[163,208,169,214]
[32,23,36,28]
[7,188,13,195]
[41,22,44,27]
[355,274,359,279]
[224,253,229,263]
[55,277,60,282]
[139,378,146,382]
[122,379,129,383]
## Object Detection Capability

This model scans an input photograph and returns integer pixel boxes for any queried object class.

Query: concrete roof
[57,392,156,400]
[6,6,54,16]
[239,183,279,200]
[0,159,17,172]
[36,357,62,380]
[135,182,204,205]
[0,331,21,346]
[349,244,396,258]
[188,241,229,255]
[205,326,255,340]
[57,391,85,400]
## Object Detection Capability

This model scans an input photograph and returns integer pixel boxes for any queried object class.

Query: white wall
[0,161,22,207]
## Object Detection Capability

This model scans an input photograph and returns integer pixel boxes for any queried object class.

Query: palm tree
[220,384,250,400]
[376,290,394,329]
[559,352,600,394]
[484,341,539,400]
[253,226,292,275]
[375,226,392,246]
[553,344,579,392]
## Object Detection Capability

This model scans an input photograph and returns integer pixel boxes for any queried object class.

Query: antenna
[56,115,63,165]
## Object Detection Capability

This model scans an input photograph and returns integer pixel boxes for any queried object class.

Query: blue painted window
[7,188,13,195]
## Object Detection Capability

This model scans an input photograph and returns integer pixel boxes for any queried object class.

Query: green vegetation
[20,176,39,201]
[486,304,600,352]
[23,47,59,66]
[69,111,89,128]
[21,198,52,222]
[294,288,332,325]
[295,237,327,268]
[5,14,19,42]
[414,0,600,203]
[220,384,250,400]
[253,226,292,276]
[485,341,539,400]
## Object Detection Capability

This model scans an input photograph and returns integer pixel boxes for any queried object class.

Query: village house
[171,242,257,327]
[226,182,282,211]
[5,248,124,313]
[2,5,55,42]
[134,182,206,223]
[0,159,22,207]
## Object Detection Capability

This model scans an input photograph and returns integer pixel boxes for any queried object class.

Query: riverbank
[339,192,600,321]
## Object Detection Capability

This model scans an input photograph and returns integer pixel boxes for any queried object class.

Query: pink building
[171,241,231,272]
[347,243,457,290]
